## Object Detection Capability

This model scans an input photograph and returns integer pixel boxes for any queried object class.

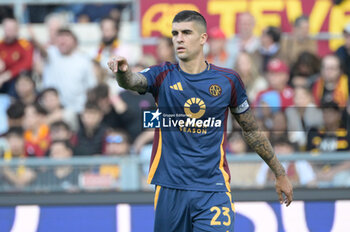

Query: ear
[200,32,208,45]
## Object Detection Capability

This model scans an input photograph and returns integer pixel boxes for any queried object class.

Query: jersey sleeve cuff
[231,99,250,114]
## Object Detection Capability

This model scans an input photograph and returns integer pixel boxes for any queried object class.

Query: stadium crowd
[1,6,350,191]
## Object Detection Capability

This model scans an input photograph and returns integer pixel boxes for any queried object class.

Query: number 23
[210,206,231,226]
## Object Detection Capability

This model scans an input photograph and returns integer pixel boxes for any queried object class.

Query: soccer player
[108,10,293,232]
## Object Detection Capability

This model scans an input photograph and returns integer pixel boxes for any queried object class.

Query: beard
[102,36,117,46]
[5,36,17,44]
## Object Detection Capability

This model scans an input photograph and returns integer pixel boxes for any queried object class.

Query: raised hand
[107,56,148,93]
[107,56,129,73]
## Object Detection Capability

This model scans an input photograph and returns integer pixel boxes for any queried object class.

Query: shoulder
[18,39,33,50]
[141,62,177,76]
[150,62,177,72]
[335,45,346,54]
[210,64,245,87]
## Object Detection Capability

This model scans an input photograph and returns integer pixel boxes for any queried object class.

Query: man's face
[105,133,129,156]
[15,77,34,98]
[101,19,117,42]
[172,21,207,61]
[3,19,19,43]
[50,126,71,141]
[238,13,254,36]
[295,20,309,38]
[57,33,76,55]
[23,106,41,130]
[157,38,174,62]
[344,33,350,49]
[323,108,341,130]
[81,109,102,130]
[209,38,225,56]
[50,143,72,159]
[7,134,24,157]
[261,30,273,48]
[321,56,341,83]
[41,91,61,112]
[267,72,289,91]
[274,144,293,156]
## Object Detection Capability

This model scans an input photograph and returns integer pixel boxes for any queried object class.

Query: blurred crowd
[1,7,350,190]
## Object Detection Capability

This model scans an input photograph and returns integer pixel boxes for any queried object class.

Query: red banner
[140,0,350,55]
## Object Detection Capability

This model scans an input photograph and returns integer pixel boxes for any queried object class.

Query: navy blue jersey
[140,62,249,192]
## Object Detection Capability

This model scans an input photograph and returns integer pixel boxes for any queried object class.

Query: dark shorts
[154,186,235,232]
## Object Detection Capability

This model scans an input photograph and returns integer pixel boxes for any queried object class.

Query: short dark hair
[264,26,281,43]
[39,87,59,98]
[84,101,101,112]
[7,101,25,119]
[28,102,48,115]
[50,120,71,132]
[2,16,17,23]
[57,28,78,43]
[16,72,35,88]
[100,16,119,31]
[172,10,207,32]
[50,139,74,152]
[294,15,309,27]
[5,127,24,138]
[321,101,341,112]
[92,84,109,101]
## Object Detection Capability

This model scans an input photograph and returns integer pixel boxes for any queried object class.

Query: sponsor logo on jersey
[170,82,183,91]
[184,97,205,119]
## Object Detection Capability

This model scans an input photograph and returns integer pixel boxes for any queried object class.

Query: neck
[22,93,36,105]
[325,123,340,132]
[179,56,207,74]
[324,81,337,90]
[85,127,96,137]
[241,32,252,41]
[5,38,16,44]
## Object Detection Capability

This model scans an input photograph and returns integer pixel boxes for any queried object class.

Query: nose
[176,33,184,43]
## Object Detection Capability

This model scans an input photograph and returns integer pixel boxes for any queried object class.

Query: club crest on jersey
[209,84,222,97]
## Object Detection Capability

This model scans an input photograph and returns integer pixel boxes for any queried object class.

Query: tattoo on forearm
[116,71,148,93]
[233,108,286,177]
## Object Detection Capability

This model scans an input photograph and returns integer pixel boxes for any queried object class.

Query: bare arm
[28,25,48,59]
[108,57,148,93]
[233,108,285,177]
[3,167,36,187]
[233,108,293,206]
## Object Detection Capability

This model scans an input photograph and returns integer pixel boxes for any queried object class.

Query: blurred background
[0,0,350,231]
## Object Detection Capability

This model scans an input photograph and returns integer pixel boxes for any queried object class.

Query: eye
[172,31,178,36]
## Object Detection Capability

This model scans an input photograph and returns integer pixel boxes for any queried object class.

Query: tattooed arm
[108,56,148,93]
[232,108,293,206]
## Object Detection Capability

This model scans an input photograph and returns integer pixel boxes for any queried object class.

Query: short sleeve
[138,62,172,101]
[138,65,163,97]
[229,73,249,114]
